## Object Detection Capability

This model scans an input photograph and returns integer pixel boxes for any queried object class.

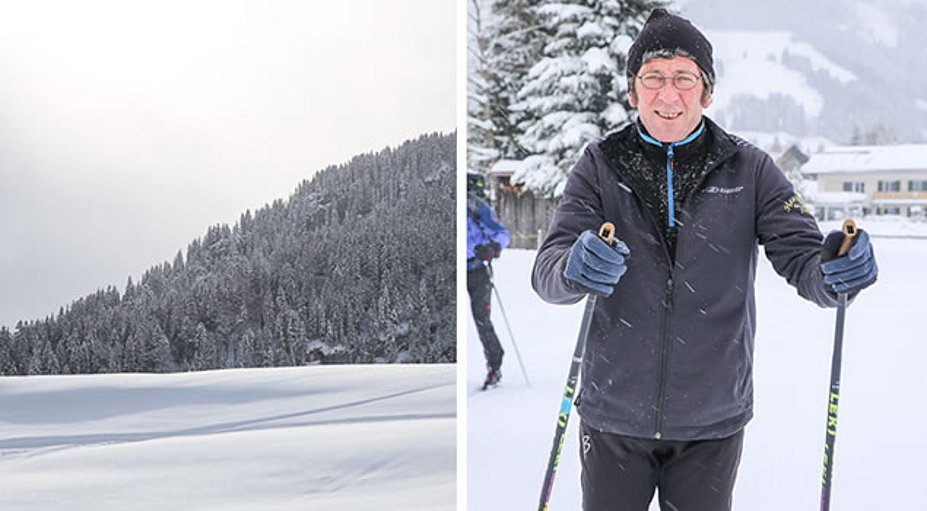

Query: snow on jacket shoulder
[532,117,836,441]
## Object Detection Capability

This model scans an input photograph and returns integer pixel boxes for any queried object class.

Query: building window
[908,180,927,192]
[842,181,865,192]
[878,180,901,192]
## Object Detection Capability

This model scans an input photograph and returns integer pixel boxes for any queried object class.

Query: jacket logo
[702,186,744,195]
[784,194,812,216]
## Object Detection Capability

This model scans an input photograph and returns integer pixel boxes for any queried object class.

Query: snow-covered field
[468,219,926,510]
[0,364,455,510]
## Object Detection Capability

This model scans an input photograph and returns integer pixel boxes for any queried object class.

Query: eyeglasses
[637,72,702,91]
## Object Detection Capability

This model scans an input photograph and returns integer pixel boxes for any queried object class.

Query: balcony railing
[872,191,927,201]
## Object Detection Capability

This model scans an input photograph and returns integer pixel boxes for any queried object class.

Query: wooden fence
[494,189,559,249]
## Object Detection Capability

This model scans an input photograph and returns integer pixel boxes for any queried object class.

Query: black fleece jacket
[532,117,837,441]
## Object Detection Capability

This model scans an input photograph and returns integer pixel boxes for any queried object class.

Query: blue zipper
[637,120,705,229]
[636,120,705,439]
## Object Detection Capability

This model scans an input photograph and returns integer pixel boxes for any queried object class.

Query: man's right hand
[563,230,630,297]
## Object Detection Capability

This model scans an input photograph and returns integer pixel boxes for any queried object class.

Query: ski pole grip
[838,219,857,257]
[598,222,615,246]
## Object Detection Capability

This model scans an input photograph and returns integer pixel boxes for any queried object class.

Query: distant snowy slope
[706,30,856,117]
[849,1,899,47]
[682,0,927,142]
[0,365,455,510]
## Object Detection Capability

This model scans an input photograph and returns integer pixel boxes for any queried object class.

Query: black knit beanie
[626,9,714,86]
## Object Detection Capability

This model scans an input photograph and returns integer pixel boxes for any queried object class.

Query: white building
[801,144,927,220]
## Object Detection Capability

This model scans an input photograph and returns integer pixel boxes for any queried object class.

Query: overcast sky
[0,0,455,328]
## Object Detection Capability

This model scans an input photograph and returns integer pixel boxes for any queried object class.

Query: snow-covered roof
[807,191,869,205]
[488,159,524,176]
[802,144,927,175]
[872,198,927,205]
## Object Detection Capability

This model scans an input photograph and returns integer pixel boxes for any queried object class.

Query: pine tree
[238,328,256,368]
[281,308,305,366]
[513,0,659,196]
[468,0,544,173]
[90,333,116,373]
[29,339,60,375]
[192,322,216,370]
[141,322,172,373]
[0,327,15,375]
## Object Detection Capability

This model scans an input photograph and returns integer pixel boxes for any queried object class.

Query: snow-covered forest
[0,133,456,375]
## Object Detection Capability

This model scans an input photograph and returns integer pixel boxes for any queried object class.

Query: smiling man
[531,8,878,511]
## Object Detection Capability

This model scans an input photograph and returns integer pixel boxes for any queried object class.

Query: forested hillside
[0,132,455,375]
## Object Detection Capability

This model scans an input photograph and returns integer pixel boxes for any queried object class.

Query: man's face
[629,56,712,143]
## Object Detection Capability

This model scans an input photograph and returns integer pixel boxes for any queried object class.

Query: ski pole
[820,218,857,511]
[538,222,615,511]
[488,268,531,387]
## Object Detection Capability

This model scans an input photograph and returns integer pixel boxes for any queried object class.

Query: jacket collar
[598,116,740,181]
[636,119,705,151]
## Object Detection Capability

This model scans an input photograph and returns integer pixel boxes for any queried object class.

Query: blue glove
[563,230,630,297]
[820,229,878,294]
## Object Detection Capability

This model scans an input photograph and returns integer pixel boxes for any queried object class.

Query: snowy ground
[0,364,455,510]
[468,218,927,510]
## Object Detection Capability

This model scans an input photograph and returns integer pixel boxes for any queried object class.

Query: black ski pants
[467,264,504,371]
[580,422,744,511]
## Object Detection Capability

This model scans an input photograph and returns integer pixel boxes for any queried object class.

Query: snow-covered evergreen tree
[237,328,256,368]
[29,339,60,375]
[468,0,544,173]
[0,327,16,374]
[192,323,216,370]
[512,0,660,197]
[144,323,173,373]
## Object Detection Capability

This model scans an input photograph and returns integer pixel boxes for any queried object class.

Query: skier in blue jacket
[467,172,510,388]
[532,9,878,510]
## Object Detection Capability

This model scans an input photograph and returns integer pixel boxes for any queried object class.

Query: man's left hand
[820,229,878,294]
